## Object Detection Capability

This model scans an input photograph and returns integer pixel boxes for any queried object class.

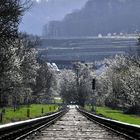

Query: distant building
[98,34,102,38]
[47,62,60,72]
[48,60,85,69]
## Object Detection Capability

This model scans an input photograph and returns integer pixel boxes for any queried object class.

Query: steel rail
[77,107,140,140]
[0,107,68,140]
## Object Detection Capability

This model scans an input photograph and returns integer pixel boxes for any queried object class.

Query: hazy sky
[19,0,88,36]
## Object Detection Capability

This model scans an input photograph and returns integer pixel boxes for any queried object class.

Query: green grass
[85,105,140,125]
[0,104,59,124]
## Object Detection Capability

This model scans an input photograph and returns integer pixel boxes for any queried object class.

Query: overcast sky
[19,0,88,36]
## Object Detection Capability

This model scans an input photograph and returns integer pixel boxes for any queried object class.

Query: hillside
[44,0,140,38]
[20,0,87,35]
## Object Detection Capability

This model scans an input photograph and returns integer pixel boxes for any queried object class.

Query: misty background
[19,0,88,35]
[44,0,140,38]
[19,0,140,37]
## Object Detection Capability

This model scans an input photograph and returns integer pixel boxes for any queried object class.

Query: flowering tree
[74,62,95,106]
[34,62,56,103]
[59,62,95,106]
[0,0,28,107]
[59,70,77,104]
[96,55,140,114]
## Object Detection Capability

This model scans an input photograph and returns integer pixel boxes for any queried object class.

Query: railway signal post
[91,78,96,112]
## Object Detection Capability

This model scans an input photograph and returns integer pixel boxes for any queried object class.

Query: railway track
[24,106,133,140]
[0,106,139,140]
[77,107,140,140]
[0,107,68,140]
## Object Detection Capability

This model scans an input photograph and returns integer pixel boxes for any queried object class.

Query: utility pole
[74,62,80,105]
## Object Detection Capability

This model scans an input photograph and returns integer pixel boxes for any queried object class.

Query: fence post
[0,112,3,123]
[27,108,30,118]
[54,106,56,110]
[41,107,44,114]
[49,106,51,111]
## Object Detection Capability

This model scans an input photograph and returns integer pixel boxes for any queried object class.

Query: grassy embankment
[85,105,140,125]
[0,104,59,124]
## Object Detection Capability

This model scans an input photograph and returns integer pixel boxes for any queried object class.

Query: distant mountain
[44,0,140,38]
[19,0,87,35]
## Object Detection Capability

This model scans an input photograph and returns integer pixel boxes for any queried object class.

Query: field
[85,105,140,125]
[0,104,59,124]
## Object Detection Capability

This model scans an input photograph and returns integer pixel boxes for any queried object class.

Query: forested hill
[44,0,140,38]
